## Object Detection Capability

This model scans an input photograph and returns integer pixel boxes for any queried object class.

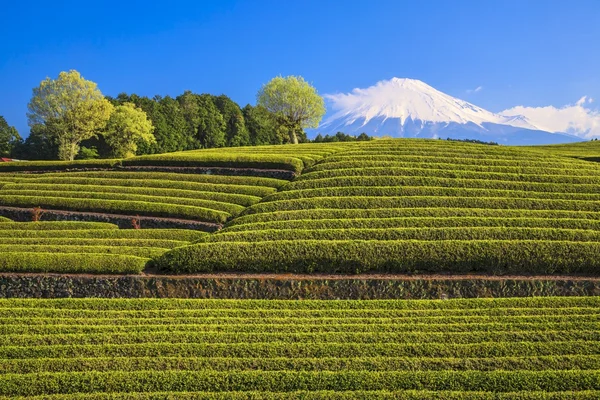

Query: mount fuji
[318,78,580,145]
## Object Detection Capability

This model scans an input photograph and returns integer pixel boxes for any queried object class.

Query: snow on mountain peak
[322,77,536,130]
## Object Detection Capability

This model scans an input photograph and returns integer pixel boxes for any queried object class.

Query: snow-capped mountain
[318,78,579,145]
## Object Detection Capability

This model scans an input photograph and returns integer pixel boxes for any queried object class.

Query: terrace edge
[1,274,599,299]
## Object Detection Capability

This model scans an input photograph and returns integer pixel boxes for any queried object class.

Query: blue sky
[1,0,599,136]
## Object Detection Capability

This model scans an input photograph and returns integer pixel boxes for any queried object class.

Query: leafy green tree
[197,94,226,148]
[257,75,326,144]
[104,102,155,158]
[213,95,250,147]
[0,116,21,157]
[27,70,113,160]
[242,104,284,145]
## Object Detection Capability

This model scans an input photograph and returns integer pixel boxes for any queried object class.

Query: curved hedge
[4,183,262,207]
[244,197,600,214]
[0,190,245,215]
[227,208,600,226]
[0,228,206,241]
[122,154,305,174]
[286,176,600,194]
[154,240,600,274]
[0,253,147,274]
[0,159,120,172]
[206,227,600,243]
[222,217,600,232]
[0,222,119,230]
[264,186,600,203]
[6,177,276,197]
[297,167,600,185]
[0,196,230,223]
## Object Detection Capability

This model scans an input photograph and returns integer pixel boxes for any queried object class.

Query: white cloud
[466,86,483,94]
[501,97,600,139]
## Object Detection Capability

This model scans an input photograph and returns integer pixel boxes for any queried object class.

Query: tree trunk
[289,129,298,144]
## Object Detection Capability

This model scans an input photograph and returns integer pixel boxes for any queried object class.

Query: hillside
[0,139,599,275]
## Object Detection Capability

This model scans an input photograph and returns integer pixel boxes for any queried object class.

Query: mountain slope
[319,78,579,145]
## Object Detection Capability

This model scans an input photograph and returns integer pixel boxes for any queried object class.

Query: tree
[196,94,226,148]
[103,103,155,158]
[27,70,114,160]
[12,124,57,160]
[256,75,326,144]
[213,95,250,147]
[243,104,284,145]
[0,116,21,157]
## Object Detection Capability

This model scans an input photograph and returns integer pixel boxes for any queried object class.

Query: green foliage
[27,70,114,161]
[213,95,250,147]
[104,102,155,158]
[0,116,21,157]
[0,159,120,172]
[196,94,227,148]
[154,240,600,274]
[313,132,373,143]
[0,253,147,274]
[76,146,100,160]
[0,298,599,397]
[0,195,231,222]
[257,76,326,144]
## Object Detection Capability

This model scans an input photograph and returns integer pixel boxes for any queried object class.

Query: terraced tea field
[0,297,597,398]
[157,139,600,275]
[0,139,599,275]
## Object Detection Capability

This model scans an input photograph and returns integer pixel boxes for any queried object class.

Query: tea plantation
[0,139,599,274]
[157,139,600,275]
[1,139,599,399]
[0,297,599,398]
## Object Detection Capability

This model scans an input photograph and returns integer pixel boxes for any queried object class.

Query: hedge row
[4,319,598,335]
[244,197,600,214]
[306,159,600,173]
[227,208,600,226]
[0,253,147,274]
[4,316,595,331]
[264,187,600,203]
[0,245,166,258]
[1,370,599,396]
[4,183,261,207]
[5,177,276,197]
[207,227,600,243]
[1,354,598,374]
[121,154,305,174]
[297,167,600,185]
[5,296,598,310]
[0,159,120,172]
[0,190,246,215]
[4,330,597,348]
[2,390,599,400]
[0,238,187,248]
[154,240,600,274]
[0,221,119,230]
[0,228,206,241]
[0,196,230,223]
[285,176,600,194]
[222,217,600,233]
[36,171,287,188]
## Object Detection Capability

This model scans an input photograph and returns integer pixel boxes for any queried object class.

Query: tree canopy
[104,102,156,158]
[27,70,113,160]
[257,75,326,144]
[0,116,21,158]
